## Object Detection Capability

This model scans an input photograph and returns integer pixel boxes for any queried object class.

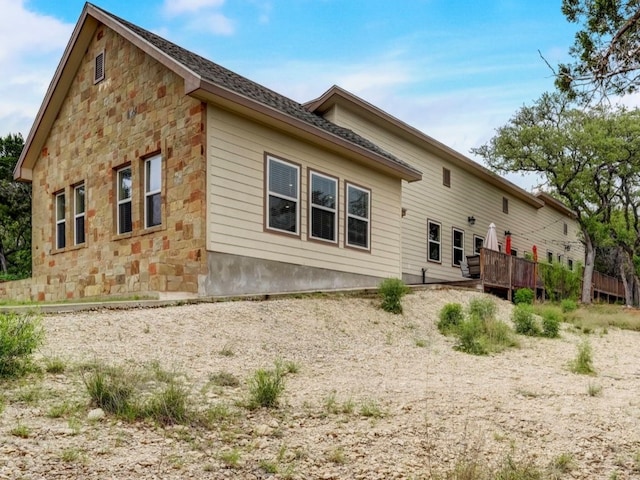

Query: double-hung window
[452,228,464,266]
[428,220,441,262]
[55,192,66,250]
[346,183,370,249]
[266,156,300,235]
[309,171,337,243]
[117,166,132,234]
[74,184,86,245]
[473,235,484,255]
[144,155,162,228]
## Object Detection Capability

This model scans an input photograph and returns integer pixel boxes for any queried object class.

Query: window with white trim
[74,184,86,245]
[309,171,337,243]
[117,166,132,234]
[547,251,553,263]
[55,192,66,250]
[266,156,299,234]
[452,228,464,266]
[428,220,441,262]
[144,155,162,228]
[346,183,370,249]
[568,258,574,270]
[473,235,484,255]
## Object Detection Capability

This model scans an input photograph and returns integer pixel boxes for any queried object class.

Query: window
[511,249,518,257]
[266,156,300,235]
[443,167,451,187]
[144,155,162,228]
[428,220,441,262]
[94,51,105,83]
[452,228,464,267]
[563,222,568,235]
[346,183,370,249]
[117,166,132,234]
[557,254,563,264]
[309,171,337,243]
[473,235,484,255]
[55,192,66,250]
[74,184,86,245]
[547,251,553,263]
[502,197,509,214]
[568,259,574,270]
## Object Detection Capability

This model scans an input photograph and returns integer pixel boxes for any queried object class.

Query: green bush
[143,382,190,426]
[570,340,595,375]
[541,309,561,338]
[512,304,540,336]
[438,303,464,334]
[378,278,410,314]
[82,365,136,417]
[513,288,534,305]
[561,299,578,313]
[0,312,44,378]
[468,297,496,321]
[455,317,488,355]
[248,366,285,408]
[540,262,581,301]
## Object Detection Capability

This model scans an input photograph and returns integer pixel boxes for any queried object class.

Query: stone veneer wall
[10,24,207,302]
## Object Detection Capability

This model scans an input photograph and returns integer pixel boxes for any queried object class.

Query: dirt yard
[1,288,640,479]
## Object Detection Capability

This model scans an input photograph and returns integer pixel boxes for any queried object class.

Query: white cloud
[186,13,235,35]
[163,0,225,15]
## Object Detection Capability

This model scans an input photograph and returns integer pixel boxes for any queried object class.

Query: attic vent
[94,51,105,83]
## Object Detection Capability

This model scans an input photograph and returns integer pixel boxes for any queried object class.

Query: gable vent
[94,51,105,83]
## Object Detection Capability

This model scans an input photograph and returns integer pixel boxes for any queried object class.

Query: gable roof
[305,85,545,209]
[15,2,421,183]
[535,192,578,219]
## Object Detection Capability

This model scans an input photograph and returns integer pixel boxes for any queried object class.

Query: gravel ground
[1,288,640,479]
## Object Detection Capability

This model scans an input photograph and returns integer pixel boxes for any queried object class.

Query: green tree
[0,134,31,278]
[557,1,640,100]
[473,93,634,304]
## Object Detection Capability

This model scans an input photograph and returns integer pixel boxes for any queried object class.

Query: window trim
[308,169,338,245]
[264,154,301,237]
[473,235,484,255]
[55,191,66,250]
[452,227,464,267]
[94,50,105,84]
[345,181,371,251]
[547,251,553,263]
[563,222,568,235]
[144,154,162,229]
[427,219,442,263]
[568,258,574,270]
[502,197,509,214]
[442,167,451,187]
[73,183,86,246]
[116,165,133,235]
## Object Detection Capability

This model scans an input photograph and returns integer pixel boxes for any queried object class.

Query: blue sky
[1,0,579,189]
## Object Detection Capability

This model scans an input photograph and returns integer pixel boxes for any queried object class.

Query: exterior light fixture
[467,216,475,225]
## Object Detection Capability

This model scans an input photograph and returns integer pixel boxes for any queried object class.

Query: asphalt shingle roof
[93,4,419,176]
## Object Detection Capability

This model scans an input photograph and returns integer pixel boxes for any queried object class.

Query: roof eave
[188,79,422,182]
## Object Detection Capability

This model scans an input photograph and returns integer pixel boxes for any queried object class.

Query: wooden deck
[465,249,625,302]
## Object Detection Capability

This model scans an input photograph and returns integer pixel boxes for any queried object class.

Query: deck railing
[592,270,625,299]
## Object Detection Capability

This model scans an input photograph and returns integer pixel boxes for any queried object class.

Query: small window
[557,254,563,264]
[473,235,484,255]
[568,259,574,270]
[309,171,337,243]
[74,184,86,245]
[502,197,509,214]
[428,220,441,263]
[563,222,568,235]
[346,183,370,250]
[94,51,105,83]
[547,251,553,263]
[452,228,464,267]
[144,155,162,228]
[117,166,132,234]
[266,156,300,235]
[55,192,66,250]
[443,167,451,187]
[511,248,518,257]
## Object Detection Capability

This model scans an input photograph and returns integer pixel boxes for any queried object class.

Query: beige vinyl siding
[206,105,403,279]
[327,104,584,282]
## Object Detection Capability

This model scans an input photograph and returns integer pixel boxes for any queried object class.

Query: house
[305,86,585,284]
[6,2,420,301]
[2,3,585,303]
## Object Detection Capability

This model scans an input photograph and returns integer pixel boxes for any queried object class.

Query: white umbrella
[485,223,498,251]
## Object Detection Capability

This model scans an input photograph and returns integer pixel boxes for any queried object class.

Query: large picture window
[266,156,300,235]
[452,228,464,267]
[346,183,370,250]
[117,166,132,234]
[309,171,337,243]
[428,220,441,262]
[144,155,162,228]
[74,184,86,245]
[55,192,66,250]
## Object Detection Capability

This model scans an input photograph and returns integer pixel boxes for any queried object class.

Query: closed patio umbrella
[485,223,498,251]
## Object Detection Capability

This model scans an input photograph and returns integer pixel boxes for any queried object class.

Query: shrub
[512,304,540,336]
[468,297,496,321]
[541,309,561,338]
[83,365,136,416]
[378,278,410,314]
[455,317,489,355]
[570,340,596,375]
[0,312,44,378]
[514,288,534,305]
[143,382,190,426]
[561,299,578,313]
[248,366,285,408]
[438,303,464,334]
